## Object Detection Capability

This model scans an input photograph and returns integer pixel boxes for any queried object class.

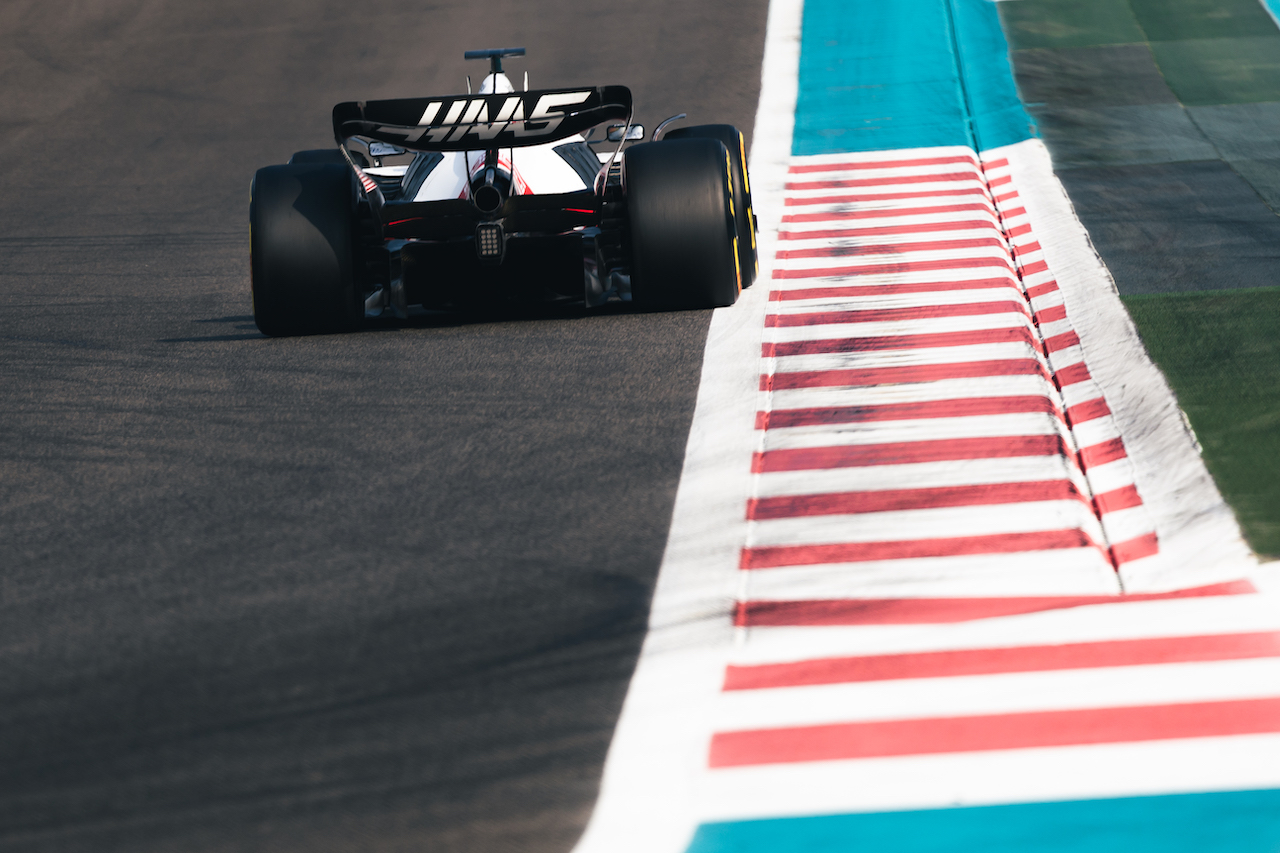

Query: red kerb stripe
[1111,532,1160,564]
[756,394,1060,429]
[1021,259,1050,276]
[1055,362,1092,386]
[787,172,983,191]
[763,327,1036,357]
[747,480,1086,520]
[1045,331,1080,353]
[722,631,1280,690]
[1007,223,1033,238]
[782,202,993,223]
[779,220,998,240]
[733,580,1257,627]
[770,278,1019,301]
[1081,437,1127,469]
[1066,397,1111,425]
[762,359,1046,390]
[789,155,978,173]
[773,256,1014,280]
[740,529,1097,570]
[752,434,1068,473]
[707,697,1280,767]
[1094,484,1143,514]
[983,158,1010,169]
[775,236,1007,260]
[786,188,986,206]
[765,300,1029,327]
[1027,281,1059,299]
[1035,304,1068,324]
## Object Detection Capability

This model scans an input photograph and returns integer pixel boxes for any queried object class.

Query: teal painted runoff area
[792,0,1034,155]
[686,788,1280,853]
[1264,0,1280,28]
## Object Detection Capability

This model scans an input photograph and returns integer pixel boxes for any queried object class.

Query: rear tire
[250,163,362,337]
[287,149,348,166]
[624,138,740,310]
[663,124,757,287]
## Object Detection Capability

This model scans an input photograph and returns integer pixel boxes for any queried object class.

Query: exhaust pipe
[473,167,505,215]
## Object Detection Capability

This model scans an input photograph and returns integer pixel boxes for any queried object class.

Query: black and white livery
[250,47,757,336]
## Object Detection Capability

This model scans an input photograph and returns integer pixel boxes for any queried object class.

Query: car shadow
[163,302,642,343]
[379,301,637,331]
[159,333,265,342]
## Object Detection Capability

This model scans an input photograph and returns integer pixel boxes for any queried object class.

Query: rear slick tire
[287,149,348,166]
[250,163,362,337]
[662,123,758,288]
[624,138,741,311]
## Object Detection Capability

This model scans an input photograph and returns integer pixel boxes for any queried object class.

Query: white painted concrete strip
[746,502,1104,546]
[767,291,1028,312]
[767,376,1060,409]
[735,595,1280,663]
[990,139,1259,591]
[754,459,1092,497]
[757,415,1065,446]
[695,734,1280,823]
[739,550,1119,598]
[770,346,1046,372]
[713,659,1280,731]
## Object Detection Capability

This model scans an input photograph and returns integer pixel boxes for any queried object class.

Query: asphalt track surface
[0,3,768,851]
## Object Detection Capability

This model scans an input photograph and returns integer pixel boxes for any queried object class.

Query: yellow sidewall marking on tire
[727,149,742,294]
[736,133,758,268]
[727,146,747,292]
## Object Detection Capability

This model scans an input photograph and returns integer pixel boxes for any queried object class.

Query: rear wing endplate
[333,85,632,152]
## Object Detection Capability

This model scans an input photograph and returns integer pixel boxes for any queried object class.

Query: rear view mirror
[606,123,645,142]
[368,141,407,157]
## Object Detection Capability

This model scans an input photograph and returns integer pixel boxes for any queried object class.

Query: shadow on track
[165,303,647,343]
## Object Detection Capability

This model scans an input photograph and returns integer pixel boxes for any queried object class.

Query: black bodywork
[332,85,635,310]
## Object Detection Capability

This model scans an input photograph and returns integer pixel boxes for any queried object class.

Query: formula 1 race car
[250,47,757,336]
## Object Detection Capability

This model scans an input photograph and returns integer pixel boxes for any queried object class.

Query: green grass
[1151,36,1280,105]
[1123,288,1280,558]
[1000,0,1280,558]
[1128,0,1277,42]
[999,0,1145,50]
[1000,0,1280,104]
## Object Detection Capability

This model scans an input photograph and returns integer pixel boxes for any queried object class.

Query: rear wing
[332,85,632,152]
